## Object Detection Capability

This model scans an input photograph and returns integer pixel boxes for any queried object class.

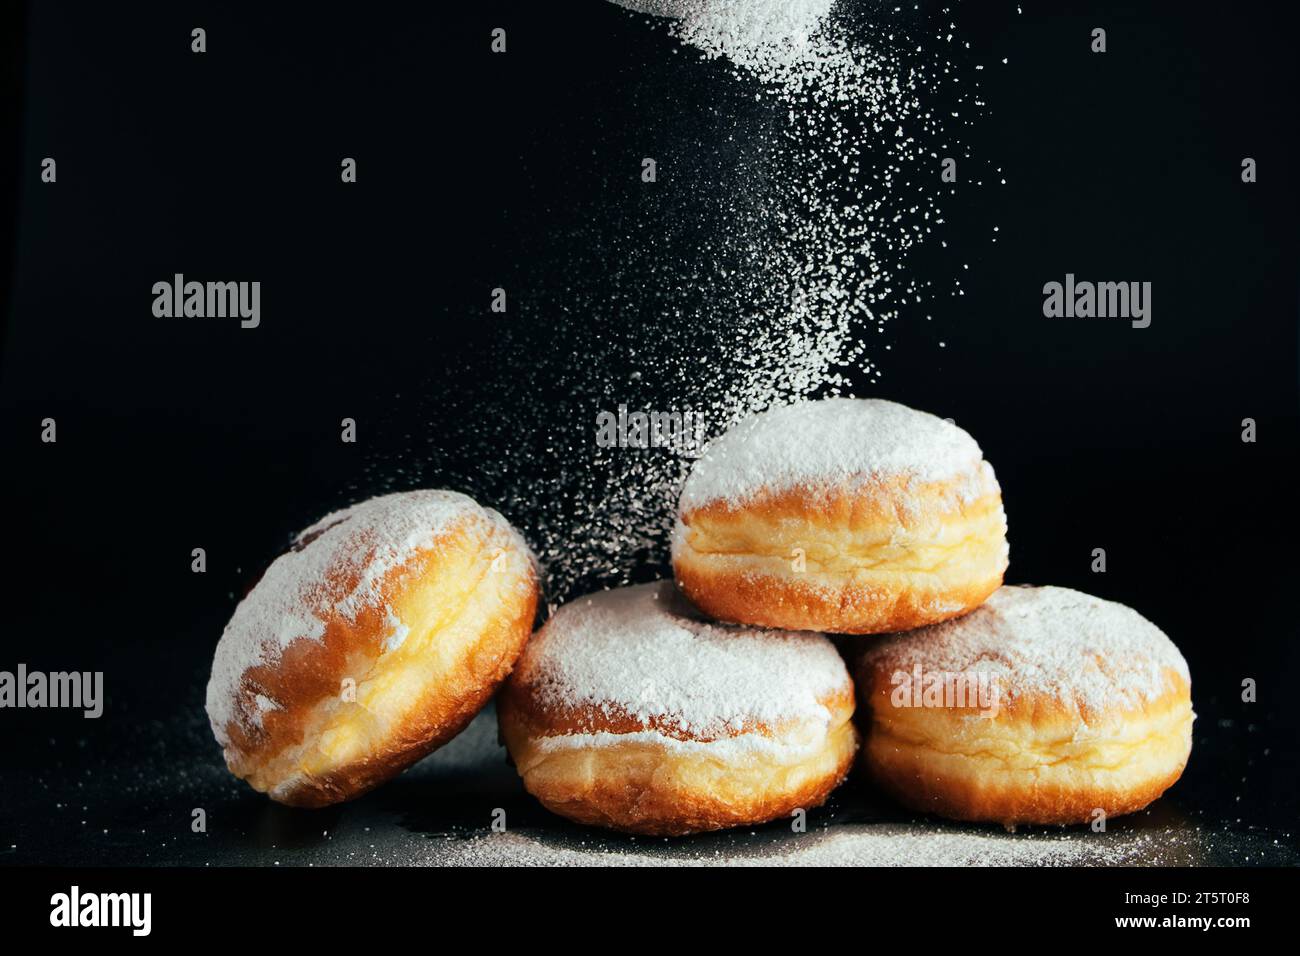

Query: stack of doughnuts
[662,397,1189,827]
[205,397,1192,836]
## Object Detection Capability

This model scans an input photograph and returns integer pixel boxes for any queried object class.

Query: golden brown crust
[856,660,1193,826]
[672,468,1008,634]
[499,688,858,836]
[216,509,539,807]
[271,575,537,808]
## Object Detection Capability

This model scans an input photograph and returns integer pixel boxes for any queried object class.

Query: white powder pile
[678,398,985,510]
[205,490,500,745]
[515,581,848,739]
[439,823,1178,868]
[862,586,1192,718]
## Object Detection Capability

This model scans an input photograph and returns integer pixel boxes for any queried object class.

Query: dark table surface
[3,623,1295,868]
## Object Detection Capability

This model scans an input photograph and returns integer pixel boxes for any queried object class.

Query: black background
[1,0,1298,867]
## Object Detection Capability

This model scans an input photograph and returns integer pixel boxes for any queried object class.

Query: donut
[498,581,857,835]
[856,585,1194,826]
[205,490,540,807]
[672,398,1009,634]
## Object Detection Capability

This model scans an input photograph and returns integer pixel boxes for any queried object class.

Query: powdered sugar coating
[514,581,849,739]
[206,490,525,747]
[679,398,985,511]
[862,586,1190,717]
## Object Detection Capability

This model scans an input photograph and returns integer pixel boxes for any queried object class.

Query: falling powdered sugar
[374,5,991,605]
[514,581,849,740]
[668,0,836,81]
[611,0,836,80]
[628,0,985,408]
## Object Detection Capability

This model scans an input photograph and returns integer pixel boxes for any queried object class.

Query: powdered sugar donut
[498,581,857,835]
[206,490,539,807]
[672,398,1009,634]
[856,586,1194,826]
